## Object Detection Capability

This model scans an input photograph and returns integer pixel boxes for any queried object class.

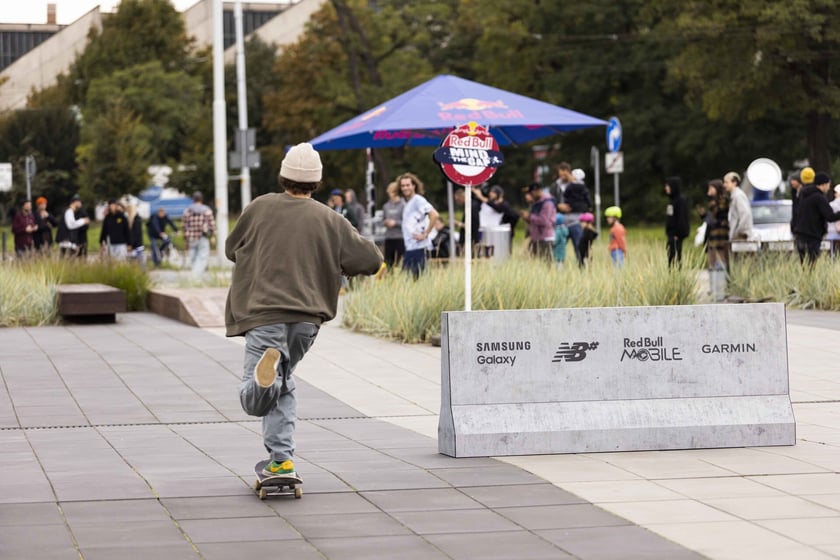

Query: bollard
[1,231,5,262]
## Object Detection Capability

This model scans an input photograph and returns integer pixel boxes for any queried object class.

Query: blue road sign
[606,116,622,153]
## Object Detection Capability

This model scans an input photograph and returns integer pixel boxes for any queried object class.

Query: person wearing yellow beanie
[792,167,815,233]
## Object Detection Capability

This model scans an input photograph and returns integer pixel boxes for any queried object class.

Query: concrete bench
[56,284,127,323]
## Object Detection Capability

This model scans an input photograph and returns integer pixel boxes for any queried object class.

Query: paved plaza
[0,302,838,559]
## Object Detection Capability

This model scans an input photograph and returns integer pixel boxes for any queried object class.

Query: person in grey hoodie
[723,171,753,243]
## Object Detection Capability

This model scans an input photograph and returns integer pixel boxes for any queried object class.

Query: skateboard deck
[253,459,303,500]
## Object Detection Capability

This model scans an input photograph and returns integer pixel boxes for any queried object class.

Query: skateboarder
[225,142,383,479]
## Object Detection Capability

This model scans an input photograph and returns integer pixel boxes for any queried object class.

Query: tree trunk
[806,111,832,173]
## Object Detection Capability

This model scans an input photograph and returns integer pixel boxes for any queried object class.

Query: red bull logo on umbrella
[438,98,508,111]
[437,98,523,122]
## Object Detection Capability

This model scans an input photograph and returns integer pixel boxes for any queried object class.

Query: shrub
[0,257,150,326]
[727,251,840,310]
[343,240,701,343]
[0,263,60,327]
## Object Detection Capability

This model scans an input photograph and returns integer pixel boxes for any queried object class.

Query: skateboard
[253,459,303,500]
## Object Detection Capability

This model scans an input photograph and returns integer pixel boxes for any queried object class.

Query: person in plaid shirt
[182,191,216,275]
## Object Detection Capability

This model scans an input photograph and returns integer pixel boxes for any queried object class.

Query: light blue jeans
[189,237,210,275]
[611,248,625,267]
[240,322,319,462]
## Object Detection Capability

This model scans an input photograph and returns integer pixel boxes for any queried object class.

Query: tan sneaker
[255,348,281,388]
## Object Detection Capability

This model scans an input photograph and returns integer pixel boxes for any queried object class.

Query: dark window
[222,9,280,49]
[0,30,57,70]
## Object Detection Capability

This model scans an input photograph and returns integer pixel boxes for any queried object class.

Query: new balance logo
[552,342,599,362]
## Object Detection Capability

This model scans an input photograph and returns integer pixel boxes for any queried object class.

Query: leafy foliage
[7,0,840,225]
[66,0,193,104]
[645,0,840,171]
[0,106,80,213]
[76,102,154,201]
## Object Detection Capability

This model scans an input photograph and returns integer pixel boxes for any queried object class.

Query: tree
[84,60,203,163]
[76,103,153,201]
[0,106,80,210]
[646,0,840,172]
[66,0,193,104]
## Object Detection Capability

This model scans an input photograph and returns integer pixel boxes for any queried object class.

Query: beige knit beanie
[280,143,323,183]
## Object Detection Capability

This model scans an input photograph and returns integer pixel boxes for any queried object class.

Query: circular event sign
[433,122,504,186]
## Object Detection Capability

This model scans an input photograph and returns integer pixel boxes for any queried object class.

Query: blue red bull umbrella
[309,74,606,150]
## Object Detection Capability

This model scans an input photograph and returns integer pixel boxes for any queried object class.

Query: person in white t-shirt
[399,172,439,277]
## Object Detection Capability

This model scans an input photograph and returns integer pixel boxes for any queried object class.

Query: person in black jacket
[99,200,130,259]
[147,207,179,266]
[472,185,519,243]
[664,176,690,267]
[555,163,593,263]
[125,204,145,266]
[33,196,57,252]
[793,172,840,265]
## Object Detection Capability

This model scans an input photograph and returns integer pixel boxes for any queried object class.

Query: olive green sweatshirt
[225,192,383,336]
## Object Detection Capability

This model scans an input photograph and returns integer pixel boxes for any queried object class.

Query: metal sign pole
[234,0,251,208]
[25,155,35,201]
[447,181,455,262]
[614,173,620,207]
[212,0,230,262]
[591,146,601,236]
[465,185,472,312]
[365,148,375,238]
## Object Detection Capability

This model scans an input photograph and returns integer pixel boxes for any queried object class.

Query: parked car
[732,199,831,253]
[731,200,793,252]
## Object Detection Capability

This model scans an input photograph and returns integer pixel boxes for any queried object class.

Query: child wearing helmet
[605,206,626,267]
[577,212,598,268]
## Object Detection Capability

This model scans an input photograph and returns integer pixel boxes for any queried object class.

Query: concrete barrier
[439,303,795,457]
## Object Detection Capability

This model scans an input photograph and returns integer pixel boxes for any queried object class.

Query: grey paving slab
[0,544,81,560]
[497,504,631,531]
[284,512,413,539]
[361,488,484,512]
[178,516,301,543]
[334,468,452,491]
[0,502,65,526]
[60,499,170,524]
[0,482,56,503]
[161,495,279,520]
[431,465,548,487]
[787,309,840,331]
[69,519,188,548]
[264,491,381,516]
[147,476,250,499]
[0,313,706,560]
[0,524,77,557]
[309,535,451,560]
[391,508,523,535]
[382,447,500,469]
[425,530,574,560]
[79,545,201,560]
[460,483,587,508]
[197,539,326,560]
[538,525,707,560]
